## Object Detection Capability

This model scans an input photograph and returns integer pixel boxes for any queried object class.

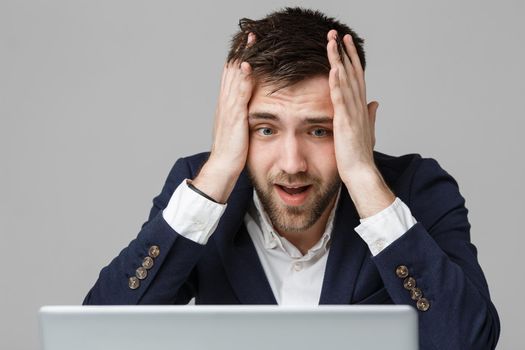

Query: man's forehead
[252,75,330,96]
[248,75,333,123]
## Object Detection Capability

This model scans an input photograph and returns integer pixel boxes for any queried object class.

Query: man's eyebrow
[303,116,333,124]
[248,112,279,121]
[248,113,333,124]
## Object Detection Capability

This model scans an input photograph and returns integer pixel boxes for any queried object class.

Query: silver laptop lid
[39,305,418,350]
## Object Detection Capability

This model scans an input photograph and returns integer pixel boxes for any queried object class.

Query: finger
[338,43,362,109]
[327,38,351,92]
[223,59,241,98]
[223,60,235,96]
[326,37,344,70]
[238,62,254,102]
[235,31,257,54]
[326,29,337,42]
[328,67,347,118]
[240,61,252,75]
[343,34,366,103]
[343,34,364,73]
[327,37,359,113]
[247,32,256,47]
[326,30,350,76]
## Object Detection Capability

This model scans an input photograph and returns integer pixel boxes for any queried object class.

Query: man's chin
[269,209,314,233]
[267,193,318,231]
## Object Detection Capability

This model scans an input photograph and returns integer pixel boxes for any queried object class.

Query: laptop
[39,305,418,350]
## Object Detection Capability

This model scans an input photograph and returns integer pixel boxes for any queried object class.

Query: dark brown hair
[227,7,366,93]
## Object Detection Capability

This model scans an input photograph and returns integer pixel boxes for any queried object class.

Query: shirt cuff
[162,179,227,245]
[354,197,417,256]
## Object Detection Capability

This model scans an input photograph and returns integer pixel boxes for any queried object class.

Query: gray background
[1,0,523,349]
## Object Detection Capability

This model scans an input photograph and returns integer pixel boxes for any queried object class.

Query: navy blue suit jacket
[84,151,500,349]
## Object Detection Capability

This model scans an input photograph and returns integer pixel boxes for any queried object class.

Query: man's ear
[367,101,379,148]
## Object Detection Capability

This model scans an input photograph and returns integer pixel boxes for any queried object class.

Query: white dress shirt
[162,179,417,305]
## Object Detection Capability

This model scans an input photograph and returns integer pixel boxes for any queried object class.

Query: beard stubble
[248,169,341,234]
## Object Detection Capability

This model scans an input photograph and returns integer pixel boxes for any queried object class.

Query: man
[84,7,500,349]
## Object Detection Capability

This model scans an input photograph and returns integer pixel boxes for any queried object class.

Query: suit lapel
[319,187,370,304]
[212,170,277,304]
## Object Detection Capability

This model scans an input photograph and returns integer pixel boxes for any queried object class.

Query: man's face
[247,75,341,234]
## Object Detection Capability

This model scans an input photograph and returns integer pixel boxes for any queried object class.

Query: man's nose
[277,135,307,175]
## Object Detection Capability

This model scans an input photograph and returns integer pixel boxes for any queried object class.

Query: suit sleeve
[83,157,206,305]
[372,158,500,349]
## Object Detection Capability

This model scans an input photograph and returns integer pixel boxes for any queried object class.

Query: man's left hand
[326,29,395,218]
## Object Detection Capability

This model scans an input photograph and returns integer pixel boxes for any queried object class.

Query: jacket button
[142,256,154,270]
[416,298,430,311]
[136,267,148,280]
[396,265,409,278]
[148,245,160,258]
[410,287,422,300]
[403,277,416,290]
[128,276,140,290]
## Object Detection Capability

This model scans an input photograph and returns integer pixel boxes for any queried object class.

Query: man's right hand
[191,33,256,203]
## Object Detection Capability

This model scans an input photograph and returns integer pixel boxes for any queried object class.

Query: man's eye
[311,128,330,137]
[257,127,274,136]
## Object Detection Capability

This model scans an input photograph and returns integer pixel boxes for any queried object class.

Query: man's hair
[227,7,366,93]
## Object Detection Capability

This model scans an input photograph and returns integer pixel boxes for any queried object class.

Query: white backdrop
[1,1,523,348]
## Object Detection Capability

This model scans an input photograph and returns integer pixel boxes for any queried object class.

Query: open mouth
[274,184,312,206]
[277,185,311,195]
